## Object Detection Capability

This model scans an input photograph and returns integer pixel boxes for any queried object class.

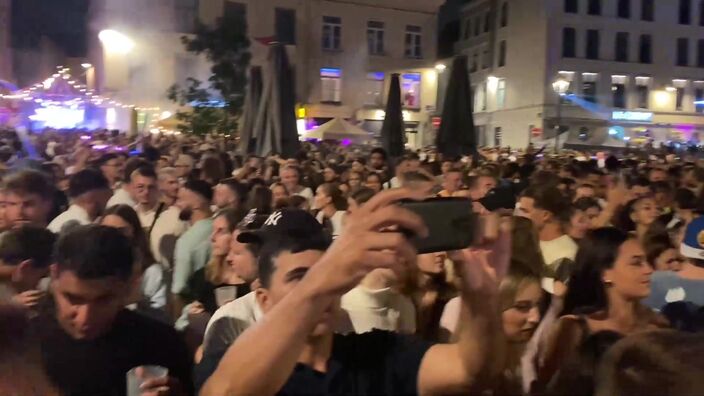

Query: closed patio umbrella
[437,55,476,158]
[254,43,299,158]
[380,73,405,158]
[238,66,262,154]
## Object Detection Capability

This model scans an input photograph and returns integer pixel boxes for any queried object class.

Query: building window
[636,77,650,109]
[494,127,502,146]
[222,1,247,20]
[677,38,689,66]
[615,32,629,62]
[365,72,384,106]
[482,82,488,111]
[565,0,578,13]
[559,71,576,98]
[612,75,626,108]
[367,21,385,55]
[483,12,491,32]
[175,0,198,33]
[474,17,481,36]
[401,73,421,109]
[500,3,508,27]
[586,29,600,60]
[498,40,507,67]
[322,16,342,51]
[471,53,478,72]
[582,73,598,103]
[617,0,630,18]
[496,79,506,109]
[588,0,601,15]
[404,25,422,59]
[680,0,692,24]
[320,68,342,103]
[642,0,654,21]
[563,27,576,58]
[697,40,704,67]
[463,18,472,39]
[676,87,685,111]
[482,49,490,69]
[275,8,296,45]
[696,86,704,113]
[700,0,704,25]
[639,34,652,64]
[223,1,246,21]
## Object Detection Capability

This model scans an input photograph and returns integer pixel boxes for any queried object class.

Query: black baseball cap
[237,209,330,245]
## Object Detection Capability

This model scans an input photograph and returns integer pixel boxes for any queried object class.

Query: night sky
[11,0,90,57]
[10,0,465,59]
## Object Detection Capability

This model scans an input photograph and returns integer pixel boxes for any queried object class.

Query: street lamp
[552,78,570,152]
[98,30,134,54]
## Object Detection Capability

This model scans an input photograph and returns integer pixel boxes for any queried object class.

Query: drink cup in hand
[126,365,168,396]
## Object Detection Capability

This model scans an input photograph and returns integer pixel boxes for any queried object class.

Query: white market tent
[303,117,372,144]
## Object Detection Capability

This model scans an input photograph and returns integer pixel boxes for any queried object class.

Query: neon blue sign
[612,111,653,122]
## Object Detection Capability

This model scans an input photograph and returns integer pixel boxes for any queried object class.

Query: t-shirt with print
[539,235,578,273]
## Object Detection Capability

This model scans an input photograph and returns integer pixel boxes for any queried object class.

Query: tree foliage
[167,12,251,135]
[166,79,236,136]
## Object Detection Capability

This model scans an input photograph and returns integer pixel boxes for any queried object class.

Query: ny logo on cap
[265,211,283,226]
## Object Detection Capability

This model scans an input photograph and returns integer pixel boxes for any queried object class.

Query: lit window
[401,73,421,109]
[320,68,342,102]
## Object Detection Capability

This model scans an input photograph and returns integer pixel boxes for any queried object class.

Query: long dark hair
[319,183,348,211]
[247,185,273,215]
[201,156,226,185]
[102,205,156,271]
[562,227,630,316]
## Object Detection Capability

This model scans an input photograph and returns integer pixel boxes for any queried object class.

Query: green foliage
[167,11,251,135]
[166,79,236,136]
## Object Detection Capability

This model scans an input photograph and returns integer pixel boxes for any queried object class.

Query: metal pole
[554,95,562,153]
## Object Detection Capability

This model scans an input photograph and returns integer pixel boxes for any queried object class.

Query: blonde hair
[498,272,541,313]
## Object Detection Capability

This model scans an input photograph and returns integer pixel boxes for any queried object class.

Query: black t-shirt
[35,309,194,396]
[184,268,252,314]
[196,330,432,396]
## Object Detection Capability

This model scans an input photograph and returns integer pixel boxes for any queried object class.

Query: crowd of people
[0,127,704,396]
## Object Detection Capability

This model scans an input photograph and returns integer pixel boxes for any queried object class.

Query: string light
[0,65,160,113]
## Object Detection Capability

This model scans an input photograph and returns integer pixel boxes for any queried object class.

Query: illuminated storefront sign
[612,111,653,122]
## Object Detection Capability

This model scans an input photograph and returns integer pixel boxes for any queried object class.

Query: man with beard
[48,169,112,234]
[172,180,214,318]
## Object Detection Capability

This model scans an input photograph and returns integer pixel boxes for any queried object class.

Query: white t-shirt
[48,205,91,234]
[203,291,263,355]
[107,187,136,208]
[138,205,188,269]
[294,186,314,205]
[316,210,347,238]
[341,286,416,334]
[539,234,578,270]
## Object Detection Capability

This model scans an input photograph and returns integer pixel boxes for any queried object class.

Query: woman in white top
[313,183,347,238]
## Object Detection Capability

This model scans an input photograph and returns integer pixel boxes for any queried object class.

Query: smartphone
[479,186,516,212]
[399,198,475,254]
